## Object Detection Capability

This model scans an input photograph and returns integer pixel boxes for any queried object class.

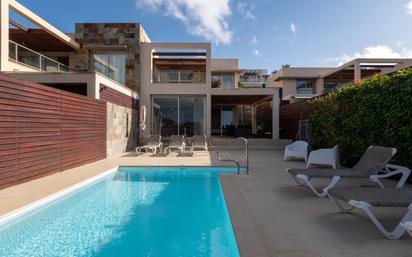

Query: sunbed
[328,187,412,239]
[136,135,162,155]
[167,135,185,154]
[286,146,410,198]
[191,135,208,151]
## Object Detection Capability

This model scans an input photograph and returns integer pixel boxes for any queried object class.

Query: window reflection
[152,96,205,137]
[93,52,126,85]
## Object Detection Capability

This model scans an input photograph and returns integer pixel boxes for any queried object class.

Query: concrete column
[0,0,9,71]
[205,45,211,87]
[354,61,361,81]
[251,105,257,134]
[272,92,280,140]
[315,78,324,94]
[206,93,211,138]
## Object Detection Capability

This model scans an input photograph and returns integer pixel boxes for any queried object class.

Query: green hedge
[309,68,412,169]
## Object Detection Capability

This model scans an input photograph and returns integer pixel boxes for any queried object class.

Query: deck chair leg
[295,175,341,198]
[349,201,412,239]
[328,194,355,213]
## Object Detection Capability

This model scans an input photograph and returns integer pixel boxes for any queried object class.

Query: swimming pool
[0,166,241,257]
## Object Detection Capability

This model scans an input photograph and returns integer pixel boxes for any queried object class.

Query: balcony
[153,70,206,84]
[295,88,317,98]
[9,40,69,72]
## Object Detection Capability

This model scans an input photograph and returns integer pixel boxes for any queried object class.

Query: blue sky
[16,0,412,72]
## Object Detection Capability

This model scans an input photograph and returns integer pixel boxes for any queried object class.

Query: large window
[93,52,126,85]
[152,96,205,137]
[296,80,314,95]
[212,74,235,89]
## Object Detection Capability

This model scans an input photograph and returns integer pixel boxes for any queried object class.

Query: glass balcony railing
[239,76,262,83]
[296,88,315,95]
[9,40,69,72]
[153,70,206,83]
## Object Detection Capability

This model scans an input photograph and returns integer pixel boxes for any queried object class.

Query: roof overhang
[9,0,80,50]
[9,29,75,52]
[320,58,412,79]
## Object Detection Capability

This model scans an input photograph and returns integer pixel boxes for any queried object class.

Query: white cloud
[319,44,412,66]
[290,22,297,34]
[250,35,257,44]
[407,1,412,15]
[136,0,233,45]
[252,49,263,57]
[238,2,256,21]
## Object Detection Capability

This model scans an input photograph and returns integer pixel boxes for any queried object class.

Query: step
[209,145,285,151]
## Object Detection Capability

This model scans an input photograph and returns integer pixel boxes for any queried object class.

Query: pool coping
[0,166,119,226]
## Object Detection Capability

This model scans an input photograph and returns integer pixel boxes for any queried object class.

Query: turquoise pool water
[0,167,240,257]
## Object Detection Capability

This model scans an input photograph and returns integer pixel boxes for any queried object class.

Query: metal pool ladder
[216,137,249,175]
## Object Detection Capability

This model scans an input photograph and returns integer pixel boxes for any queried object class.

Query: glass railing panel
[9,40,69,72]
[296,88,315,95]
[153,70,206,83]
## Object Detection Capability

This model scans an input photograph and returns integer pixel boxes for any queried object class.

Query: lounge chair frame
[191,135,208,151]
[288,147,411,198]
[327,190,412,239]
[167,135,186,154]
[136,135,163,155]
[400,221,412,238]
[294,164,410,198]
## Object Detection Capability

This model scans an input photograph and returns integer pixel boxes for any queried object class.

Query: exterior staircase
[209,137,291,151]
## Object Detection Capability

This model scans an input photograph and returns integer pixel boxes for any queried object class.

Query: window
[93,52,126,84]
[212,74,234,89]
[324,82,337,93]
[296,80,314,95]
[152,96,205,137]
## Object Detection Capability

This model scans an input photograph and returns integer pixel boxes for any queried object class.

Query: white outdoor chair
[284,141,309,162]
[307,145,340,169]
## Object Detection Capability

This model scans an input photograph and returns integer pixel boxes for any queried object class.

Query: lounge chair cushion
[287,167,373,178]
[328,188,412,207]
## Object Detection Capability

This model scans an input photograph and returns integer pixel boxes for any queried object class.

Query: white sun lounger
[167,135,185,154]
[287,146,410,198]
[136,135,163,155]
[191,135,208,151]
[328,187,412,239]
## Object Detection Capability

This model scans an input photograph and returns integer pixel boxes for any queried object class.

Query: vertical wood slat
[0,75,107,189]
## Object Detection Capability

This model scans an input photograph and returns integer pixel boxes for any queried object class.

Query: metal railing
[9,40,69,72]
[216,137,249,175]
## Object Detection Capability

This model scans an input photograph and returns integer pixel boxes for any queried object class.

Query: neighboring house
[268,59,412,104]
[0,0,280,141]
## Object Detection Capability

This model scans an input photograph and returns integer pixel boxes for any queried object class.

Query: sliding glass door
[152,96,205,137]
[179,96,205,136]
[152,97,179,136]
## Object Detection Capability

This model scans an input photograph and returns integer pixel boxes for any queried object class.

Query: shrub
[309,68,412,169]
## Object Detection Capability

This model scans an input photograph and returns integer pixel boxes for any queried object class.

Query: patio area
[0,150,410,257]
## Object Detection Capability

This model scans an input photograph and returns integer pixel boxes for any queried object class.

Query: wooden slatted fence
[0,75,107,189]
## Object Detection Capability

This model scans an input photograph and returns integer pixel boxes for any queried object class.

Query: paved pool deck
[0,150,410,257]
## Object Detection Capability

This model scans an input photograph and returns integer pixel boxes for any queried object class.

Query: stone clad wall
[74,23,142,92]
[106,102,138,157]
